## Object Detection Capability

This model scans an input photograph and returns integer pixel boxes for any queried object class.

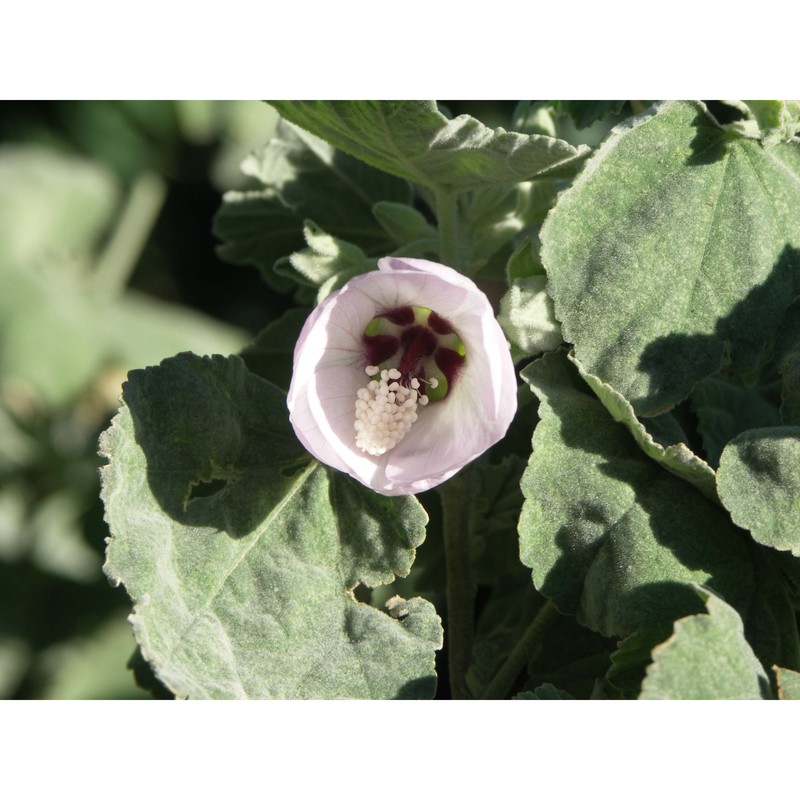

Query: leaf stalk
[440,474,475,699]
[435,189,464,270]
[481,599,559,699]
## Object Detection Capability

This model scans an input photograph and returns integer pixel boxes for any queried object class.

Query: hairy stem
[439,475,474,699]
[435,189,463,270]
[481,599,559,700]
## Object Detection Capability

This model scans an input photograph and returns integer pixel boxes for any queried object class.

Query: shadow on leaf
[529,351,800,675]
[124,352,310,539]
[635,245,800,416]
[685,110,729,166]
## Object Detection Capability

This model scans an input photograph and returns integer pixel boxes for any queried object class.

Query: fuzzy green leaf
[278,221,376,302]
[639,587,771,700]
[775,666,800,699]
[371,201,438,246]
[717,427,800,556]
[242,120,411,238]
[552,100,627,130]
[101,353,441,699]
[212,191,303,291]
[540,100,800,416]
[568,354,718,501]
[268,101,589,192]
[457,182,556,276]
[744,101,800,146]
[776,299,800,425]
[518,351,799,671]
[691,376,783,468]
[213,120,409,288]
[238,307,309,391]
[498,276,563,358]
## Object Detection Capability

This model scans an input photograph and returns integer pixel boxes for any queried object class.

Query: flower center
[353,305,466,456]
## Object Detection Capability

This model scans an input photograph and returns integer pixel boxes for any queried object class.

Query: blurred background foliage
[0,100,619,699]
[0,100,288,698]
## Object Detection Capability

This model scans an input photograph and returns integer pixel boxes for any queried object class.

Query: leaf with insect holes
[101,352,442,699]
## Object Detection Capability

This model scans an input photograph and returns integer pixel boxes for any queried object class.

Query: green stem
[93,171,166,297]
[481,600,560,700]
[439,475,474,700]
[435,189,461,270]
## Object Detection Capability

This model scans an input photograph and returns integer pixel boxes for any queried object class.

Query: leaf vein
[163,460,320,665]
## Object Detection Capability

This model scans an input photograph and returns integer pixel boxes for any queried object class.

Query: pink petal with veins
[287,257,517,495]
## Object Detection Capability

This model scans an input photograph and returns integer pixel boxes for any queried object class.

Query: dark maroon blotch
[435,347,466,386]
[398,326,438,378]
[362,334,399,366]
[379,306,415,326]
[428,310,454,335]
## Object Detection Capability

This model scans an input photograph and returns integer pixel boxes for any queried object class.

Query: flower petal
[287,257,518,495]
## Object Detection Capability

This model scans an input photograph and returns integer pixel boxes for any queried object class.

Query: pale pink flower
[287,257,517,495]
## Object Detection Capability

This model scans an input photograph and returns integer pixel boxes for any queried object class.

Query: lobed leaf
[518,351,799,672]
[639,587,771,700]
[242,120,411,235]
[268,101,589,192]
[498,276,563,359]
[568,354,718,501]
[551,100,627,130]
[540,100,800,416]
[279,220,376,302]
[238,307,310,391]
[717,427,800,556]
[775,666,800,699]
[691,375,783,468]
[744,100,800,146]
[212,191,303,291]
[213,119,408,289]
[101,353,441,699]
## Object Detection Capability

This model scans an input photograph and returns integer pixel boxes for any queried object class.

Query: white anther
[429,378,439,389]
[354,369,430,456]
